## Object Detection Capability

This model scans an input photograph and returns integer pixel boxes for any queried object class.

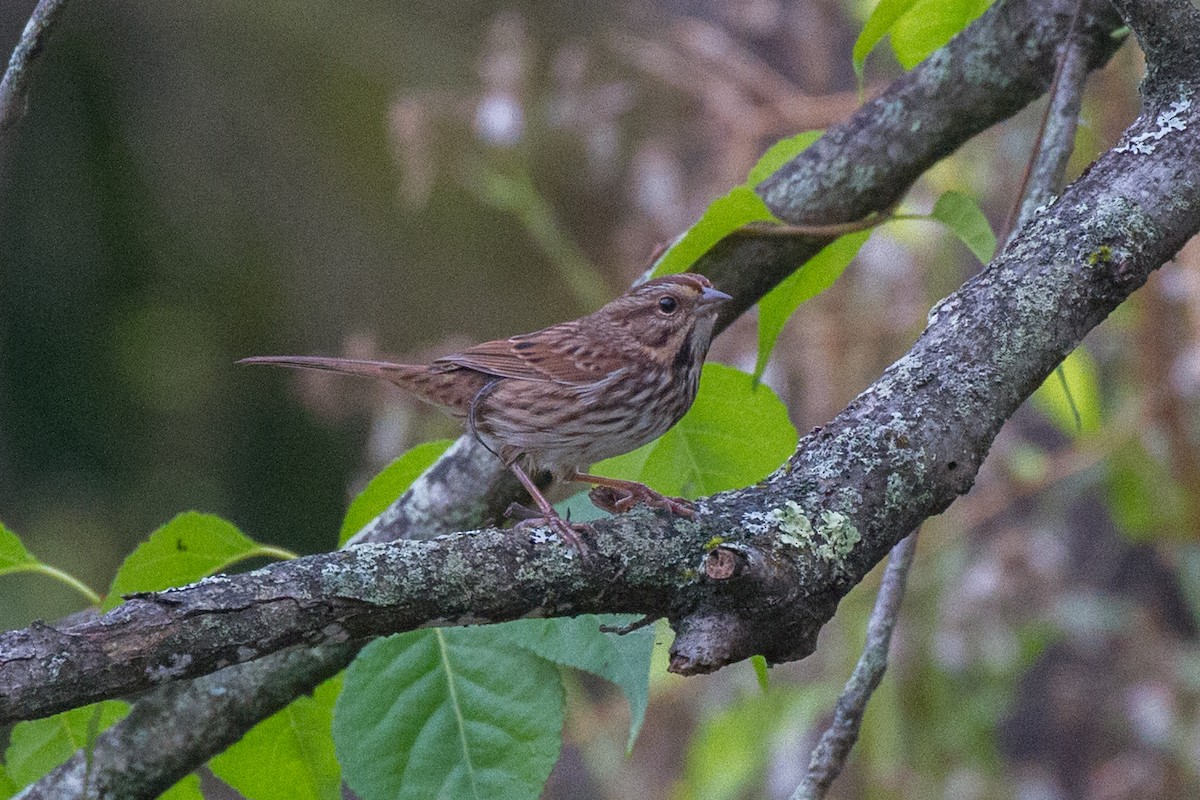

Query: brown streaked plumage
[239,273,731,553]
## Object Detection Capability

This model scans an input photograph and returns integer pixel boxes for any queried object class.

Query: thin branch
[793,533,918,800]
[0,0,71,131]
[1004,0,1093,241]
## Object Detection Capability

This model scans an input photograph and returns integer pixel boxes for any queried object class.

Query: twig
[1002,0,1091,242]
[793,533,918,800]
[0,0,71,131]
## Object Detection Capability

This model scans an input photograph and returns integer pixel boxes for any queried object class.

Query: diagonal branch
[10,0,1137,795]
[6,56,1200,718]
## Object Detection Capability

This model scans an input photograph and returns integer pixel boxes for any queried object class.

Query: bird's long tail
[237,355,428,384]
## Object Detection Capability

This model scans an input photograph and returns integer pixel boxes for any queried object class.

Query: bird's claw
[588,484,697,519]
[513,512,594,559]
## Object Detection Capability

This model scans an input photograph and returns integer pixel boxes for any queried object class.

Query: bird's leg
[571,471,697,519]
[507,463,592,555]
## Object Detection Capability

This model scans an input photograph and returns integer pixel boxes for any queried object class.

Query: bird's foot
[510,507,594,558]
[588,481,697,519]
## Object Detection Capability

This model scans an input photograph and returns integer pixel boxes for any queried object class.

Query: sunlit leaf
[0,764,16,800]
[652,186,776,278]
[500,615,654,750]
[0,522,37,576]
[747,131,823,186]
[853,0,920,77]
[340,439,455,545]
[333,630,563,800]
[105,512,293,610]
[930,191,997,264]
[4,702,129,788]
[159,774,205,800]
[594,364,797,499]
[1031,347,1102,436]
[754,231,871,380]
[889,0,995,69]
[211,675,342,800]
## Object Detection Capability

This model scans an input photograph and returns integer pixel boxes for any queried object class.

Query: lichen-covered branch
[0,0,71,131]
[6,62,1200,713]
[793,533,918,800]
[10,0,1144,795]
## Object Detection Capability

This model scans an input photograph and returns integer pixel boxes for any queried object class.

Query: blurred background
[3,0,1200,797]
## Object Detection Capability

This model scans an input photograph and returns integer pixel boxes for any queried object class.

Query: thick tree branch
[0,0,71,131]
[6,60,1200,714]
[9,0,1138,795]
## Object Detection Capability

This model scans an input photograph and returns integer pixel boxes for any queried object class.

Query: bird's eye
[658,296,679,314]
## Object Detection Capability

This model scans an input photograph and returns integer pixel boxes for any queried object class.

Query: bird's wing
[432,322,613,385]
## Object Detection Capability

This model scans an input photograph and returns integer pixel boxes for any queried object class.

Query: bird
[239,272,731,553]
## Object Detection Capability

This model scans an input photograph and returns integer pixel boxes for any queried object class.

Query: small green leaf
[1031,347,1101,437]
[499,616,654,750]
[210,675,342,800]
[754,231,871,380]
[4,702,129,788]
[889,0,995,68]
[930,191,997,264]
[750,655,770,692]
[594,363,798,499]
[652,186,776,278]
[340,439,455,545]
[333,629,564,800]
[747,131,823,187]
[0,522,100,603]
[853,0,920,77]
[0,522,37,575]
[159,774,205,800]
[105,512,294,610]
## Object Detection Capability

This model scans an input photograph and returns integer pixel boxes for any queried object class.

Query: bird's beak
[699,286,733,307]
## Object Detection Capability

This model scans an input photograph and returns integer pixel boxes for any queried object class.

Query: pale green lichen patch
[742,501,861,569]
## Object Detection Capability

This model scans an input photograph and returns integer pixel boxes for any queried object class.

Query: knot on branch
[668,532,844,675]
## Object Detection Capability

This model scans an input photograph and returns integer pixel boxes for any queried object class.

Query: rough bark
[10,0,1187,796]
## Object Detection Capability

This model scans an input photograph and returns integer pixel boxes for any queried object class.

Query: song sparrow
[240,273,731,552]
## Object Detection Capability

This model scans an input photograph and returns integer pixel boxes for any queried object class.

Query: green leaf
[750,655,770,692]
[754,231,871,380]
[0,521,100,604]
[339,439,455,545]
[1031,347,1102,436]
[159,774,205,800]
[889,0,995,69]
[4,701,129,788]
[333,629,564,800]
[0,764,17,800]
[929,191,997,264]
[0,522,37,575]
[105,512,293,610]
[499,616,654,750]
[210,675,342,800]
[853,0,920,77]
[651,186,776,278]
[594,363,798,499]
[747,131,823,187]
